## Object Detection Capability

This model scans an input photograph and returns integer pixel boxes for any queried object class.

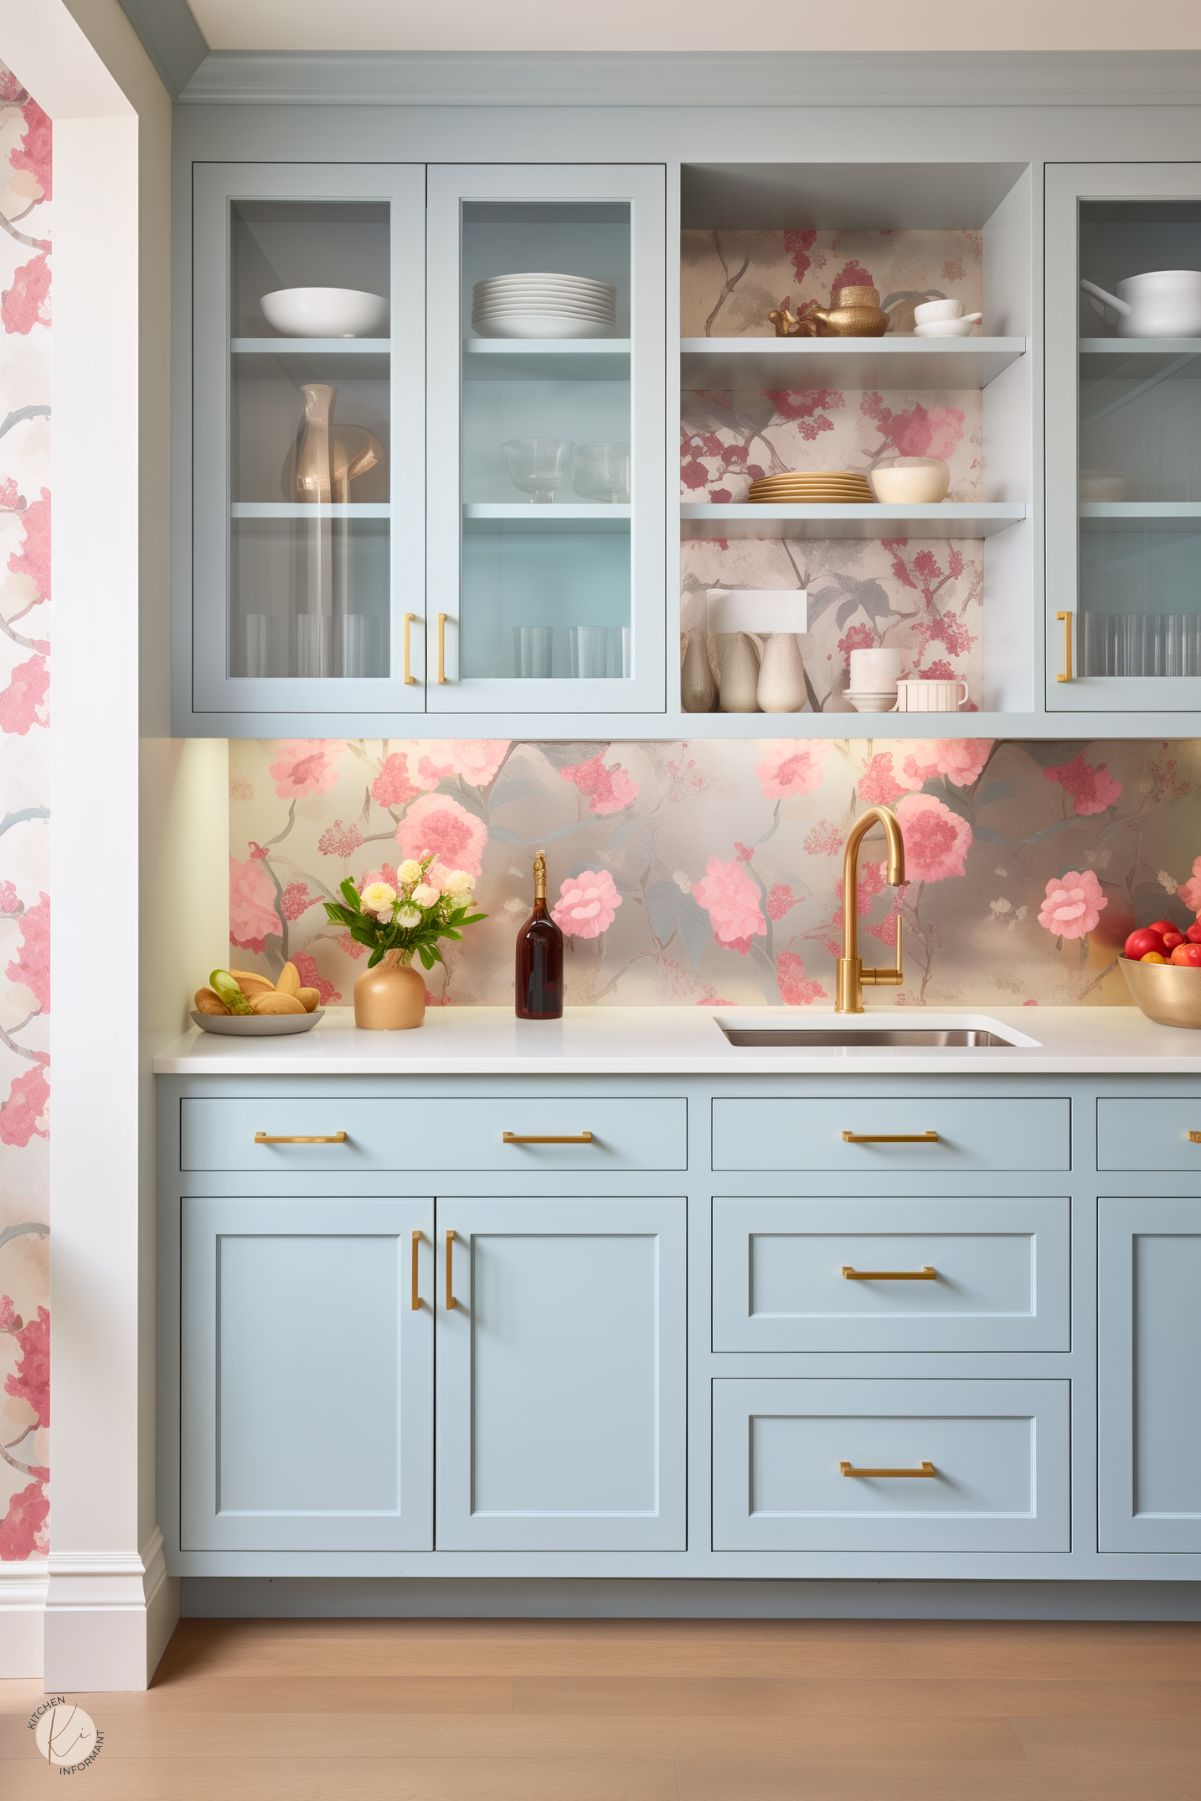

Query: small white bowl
[260,287,388,338]
[913,315,983,338]
[869,458,951,505]
[914,297,966,324]
[846,690,899,713]
[191,1008,325,1037]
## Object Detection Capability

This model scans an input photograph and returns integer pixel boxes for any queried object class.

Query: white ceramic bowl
[914,297,966,324]
[913,316,982,338]
[869,458,951,505]
[191,1007,325,1037]
[260,287,388,338]
[846,690,899,713]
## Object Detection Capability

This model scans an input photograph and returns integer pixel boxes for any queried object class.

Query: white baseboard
[41,1528,180,1691]
[0,1560,47,1677]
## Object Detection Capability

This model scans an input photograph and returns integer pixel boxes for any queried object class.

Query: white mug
[895,677,969,712]
[849,647,901,690]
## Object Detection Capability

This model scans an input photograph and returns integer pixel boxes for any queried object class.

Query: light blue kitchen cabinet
[434,1196,686,1550]
[179,1195,434,1551]
[1098,1197,1201,1553]
[1046,163,1201,712]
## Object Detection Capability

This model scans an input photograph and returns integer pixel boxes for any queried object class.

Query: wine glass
[572,441,631,503]
[502,438,575,504]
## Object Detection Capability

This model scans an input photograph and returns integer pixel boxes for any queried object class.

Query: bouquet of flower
[323,855,485,972]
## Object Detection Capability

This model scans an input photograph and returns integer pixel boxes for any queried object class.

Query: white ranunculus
[395,906,422,929]
[411,883,440,909]
[443,869,474,896]
[360,880,396,911]
[397,859,423,885]
[375,908,394,925]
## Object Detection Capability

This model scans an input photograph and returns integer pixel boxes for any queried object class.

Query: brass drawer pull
[842,1265,937,1281]
[1056,609,1073,683]
[255,1131,348,1145]
[402,611,418,685]
[842,1130,940,1145]
[840,1461,937,1479]
[445,1228,458,1311]
[437,611,449,684]
[502,1131,595,1145]
[411,1229,424,1311]
[1188,1131,1201,1144]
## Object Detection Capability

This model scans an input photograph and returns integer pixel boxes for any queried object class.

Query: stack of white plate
[472,272,617,341]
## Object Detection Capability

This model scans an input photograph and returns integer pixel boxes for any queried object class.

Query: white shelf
[681,335,1027,391]
[1081,502,1201,531]
[681,502,1027,540]
[231,503,391,520]
[232,337,391,355]
[1080,337,1201,379]
[464,339,631,380]
[230,339,392,382]
[464,503,630,535]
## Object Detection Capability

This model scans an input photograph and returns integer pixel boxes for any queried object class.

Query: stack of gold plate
[747,470,874,504]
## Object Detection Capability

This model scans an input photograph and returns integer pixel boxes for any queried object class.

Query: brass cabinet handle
[445,1228,458,1311]
[502,1130,595,1145]
[402,611,418,685]
[841,1461,937,1479]
[841,1130,940,1145]
[255,1131,348,1145]
[411,1230,424,1311]
[437,611,449,684]
[842,1265,937,1281]
[1056,610,1073,682]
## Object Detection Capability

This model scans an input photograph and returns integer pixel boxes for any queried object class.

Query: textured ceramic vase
[717,633,761,713]
[756,633,807,713]
[680,629,716,713]
[354,950,426,1030]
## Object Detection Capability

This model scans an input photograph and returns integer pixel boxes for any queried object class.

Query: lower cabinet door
[1099,1197,1201,1552]
[180,1196,433,1552]
[713,1378,1069,1553]
[435,1196,686,1551]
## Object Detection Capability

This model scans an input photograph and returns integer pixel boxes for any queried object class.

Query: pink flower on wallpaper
[7,487,49,603]
[837,622,877,666]
[11,97,52,200]
[693,858,766,951]
[0,880,19,913]
[1043,753,1122,817]
[1037,869,1107,940]
[317,818,363,858]
[0,1479,49,1561]
[395,793,487,877]
[893,739,994,792]
[4,1303,49,1427]
[268,740,343,799]
[784,228,817,284]
[0,1060,49,1147]
[1178,857,1201,914]
[561,752,639,816]
[761,389,841,440]
[862,394,966,461]
[291,950,341,1007]
[360,861,399,891]
[895,793,972,883]
[857,752,905,807]
[804,820,844,857]
[552,869,621,940]
[755,741,829,800]
[336,931,367,961]
[280,881,315,922]
[1,251,50,334]
[830,259,873,297]
[0,652,48,733]
[6,890,48,1012]
[766,883,796,920]
[370,751,421,809]
[776,951,828,1006]
[229,852,279,952]
[414,740,510,789]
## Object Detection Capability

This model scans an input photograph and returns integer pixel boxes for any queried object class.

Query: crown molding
[177,48,1201,108]
[117,0,207,98]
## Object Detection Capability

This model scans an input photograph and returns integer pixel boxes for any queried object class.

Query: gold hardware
[445,1228,458,1311]
[1189,1131,1201,1144]
[502,1130,595,1145]
[842,1265,937,1281]
[437,611,448,684]
[402,611,417,685]
[411,1230,424,1311]
[254,1130,348,1145]
[840,1460,937,1479]
[835,805,906,1014]
[842,1129,940,1144]
[1056,610,1073,682]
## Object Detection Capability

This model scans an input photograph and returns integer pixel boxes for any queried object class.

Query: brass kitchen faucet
[835,805,907,1013]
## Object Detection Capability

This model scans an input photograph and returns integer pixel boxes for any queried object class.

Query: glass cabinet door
[426,164,666,714]
[192,164,425,718]
[1047,163,1201,712]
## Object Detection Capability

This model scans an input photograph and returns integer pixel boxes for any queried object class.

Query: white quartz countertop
[152,1005,1201,1077]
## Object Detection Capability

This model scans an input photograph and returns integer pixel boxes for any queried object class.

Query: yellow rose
[360,881,396,912]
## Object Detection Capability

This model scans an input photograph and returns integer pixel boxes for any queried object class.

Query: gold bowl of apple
[1120,954,1201,1029]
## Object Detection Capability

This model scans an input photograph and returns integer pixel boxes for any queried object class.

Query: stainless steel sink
[716,1016,1036,1050]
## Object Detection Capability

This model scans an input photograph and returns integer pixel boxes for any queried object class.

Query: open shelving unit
[681,502,1027,541]
[680,336,1027,391]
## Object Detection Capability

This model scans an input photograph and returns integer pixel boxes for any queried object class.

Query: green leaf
[339,877,363,912]
[367,945,384,968]
[323,902,351,926]
[418,944,435,970]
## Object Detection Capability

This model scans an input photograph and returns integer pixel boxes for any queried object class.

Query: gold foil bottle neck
[533,850,548,902]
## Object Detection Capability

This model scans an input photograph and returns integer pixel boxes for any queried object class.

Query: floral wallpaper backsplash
[682,228,986,706]
[230,738,1201,1011]
[0,63,51,1563]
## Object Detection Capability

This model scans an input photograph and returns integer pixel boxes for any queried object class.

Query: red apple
[1170,942,1201,967]
[1145,919,1179,937]
[1185,922,1201,944]
[1125,927,1166,961]
[1162,932,1187,952]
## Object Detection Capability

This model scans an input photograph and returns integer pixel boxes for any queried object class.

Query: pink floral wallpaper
[229,737,1201,1010]
[681,229,985,704]
[0,63,50,1563]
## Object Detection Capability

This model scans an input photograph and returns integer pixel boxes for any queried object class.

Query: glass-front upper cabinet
[191,164,424,718]
[1047,164,1201,712]
[426,165,666,713]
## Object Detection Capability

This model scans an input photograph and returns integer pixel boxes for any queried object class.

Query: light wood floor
[2,1618,1201,1799]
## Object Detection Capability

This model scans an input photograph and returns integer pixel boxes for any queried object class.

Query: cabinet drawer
[712,1197,1070,1352]
[1097,1099,1201,1171]
[712,1378,1070,1552]
[712,1098,1069,1172]
[180,1097,687,1172]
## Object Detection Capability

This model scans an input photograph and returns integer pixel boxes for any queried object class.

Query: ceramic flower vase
[354,950,426,1030]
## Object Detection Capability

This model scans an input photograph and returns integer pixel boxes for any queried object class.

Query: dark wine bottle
[515,849,563,1020]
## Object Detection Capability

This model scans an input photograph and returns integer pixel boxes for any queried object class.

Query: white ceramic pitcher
[756,632,807,713]
[1080,271,1201,338]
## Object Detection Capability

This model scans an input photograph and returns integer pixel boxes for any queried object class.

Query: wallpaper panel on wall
[229,738,1200,1011]
[0,64,50,1563]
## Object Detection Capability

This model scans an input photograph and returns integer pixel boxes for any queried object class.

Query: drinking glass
[572,441,631,503]
[294,612,334,678]
[606,626,631,678]
[241,612,288,678]
[502,438,575,503]
[569,625,610,679]
[514,625,553,678]
[338,613,382,679]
